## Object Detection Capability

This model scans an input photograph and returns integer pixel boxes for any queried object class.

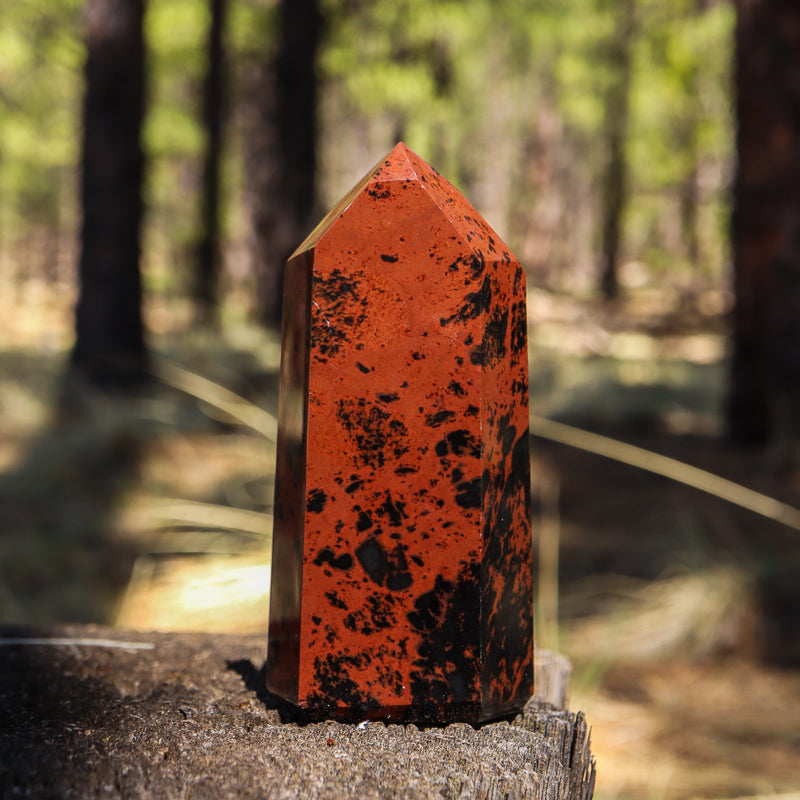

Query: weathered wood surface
[0,625,594,799]
[534,649,572,712]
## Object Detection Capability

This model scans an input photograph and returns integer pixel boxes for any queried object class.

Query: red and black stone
[266,143,533,725]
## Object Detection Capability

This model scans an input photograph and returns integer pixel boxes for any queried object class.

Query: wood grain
[0,625,594,799]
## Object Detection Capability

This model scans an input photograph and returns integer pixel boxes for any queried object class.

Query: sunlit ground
[1,279,799,799]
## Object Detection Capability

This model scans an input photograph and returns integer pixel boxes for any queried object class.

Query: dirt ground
[1,285,799,799]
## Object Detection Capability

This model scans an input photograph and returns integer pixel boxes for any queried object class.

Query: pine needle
[137,498,272,539]
[157,361,278,440]
[0,638,154,651]
[530,415,800,532]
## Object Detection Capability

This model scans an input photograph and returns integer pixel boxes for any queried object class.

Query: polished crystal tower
[267,143,533,724]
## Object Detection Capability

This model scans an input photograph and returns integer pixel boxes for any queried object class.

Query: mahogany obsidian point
[267,142,533,724]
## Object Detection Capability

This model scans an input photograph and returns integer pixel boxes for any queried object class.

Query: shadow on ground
[0,335,279,625]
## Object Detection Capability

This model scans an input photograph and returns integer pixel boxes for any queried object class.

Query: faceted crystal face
[267,143,533,724]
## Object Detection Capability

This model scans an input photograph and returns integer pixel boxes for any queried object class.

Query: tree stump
[0,625,594,799]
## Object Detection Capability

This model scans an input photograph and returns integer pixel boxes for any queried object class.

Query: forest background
[2,1,800,799]
[1,0,733,325]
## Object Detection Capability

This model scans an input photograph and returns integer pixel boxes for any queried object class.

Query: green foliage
[322,0,537,193]
[144,0,275,291]
[144,0,209,283]
[626,0,734,276]
[146,0,208,160]
[630,1,733,184]
[228,0,275,62]
[0,0,82,231]
[319,0,734,288]
[0,0,734,296]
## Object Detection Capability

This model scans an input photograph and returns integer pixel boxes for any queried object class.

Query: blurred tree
[194,0,228,325]
[69,0,148,390]
[599,0,636,300]
[319,0,509,209]
[675,1,704,275]
[728,0,800,450]
[245,0,322,328]
[625,0,733,288]
[143,0,206,307]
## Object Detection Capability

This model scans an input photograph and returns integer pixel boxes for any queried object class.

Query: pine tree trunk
[680,163,700,273]
[245,0,322,328]
[194,0,227,326]
[599,0,635,301]
[728,0,800,450]
[680,0,712,285]
[70,0,148,390]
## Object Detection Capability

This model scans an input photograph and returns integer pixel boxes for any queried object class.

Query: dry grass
[572,659,800,799]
